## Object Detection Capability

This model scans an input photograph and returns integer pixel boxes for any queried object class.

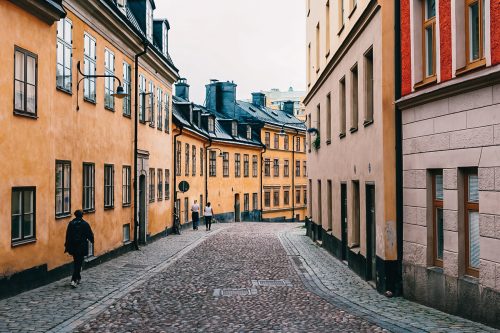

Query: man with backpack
[64,210,94,288]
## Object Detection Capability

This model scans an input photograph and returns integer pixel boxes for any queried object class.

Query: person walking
[191,200,200,230]
[204,202,214,231]
[64,210,94,288]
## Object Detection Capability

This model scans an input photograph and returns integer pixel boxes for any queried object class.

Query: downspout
[133,41,148,250]
[395,0,403,296]
[204,139,213,205]
[260,144,266,221]
[291,130,299,222]
[173,125,184,218]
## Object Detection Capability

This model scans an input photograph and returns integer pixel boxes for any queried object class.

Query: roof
[235,101,306,131]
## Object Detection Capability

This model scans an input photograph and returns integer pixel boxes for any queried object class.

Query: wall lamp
[76,61,128,111]
[208,147,225,158]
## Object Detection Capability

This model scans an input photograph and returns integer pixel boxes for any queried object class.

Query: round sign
[178,181,190,193]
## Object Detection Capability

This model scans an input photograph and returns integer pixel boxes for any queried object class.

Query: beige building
[304,0,398,294]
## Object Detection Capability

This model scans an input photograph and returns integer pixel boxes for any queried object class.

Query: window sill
[83,97,97,105]
[350,127,358,134]
[348,4,357,18]
[122,204,131,208]
[123,113,131,119]
[83,209,95,214]
[56,86,72,96]
[326,139,332,145]
[149,123,155,128]
[325,50,330,58]
[460,274,479,284]
[149,200,155,203]
[56,213,72,220]
[414,76,437,90]
[157,127,163,131]
[12,238,36,247]
[337,24,345,36]
[363,119,374,127]
[13,110,38,119]
[85,255,97,263]
[158,198,163,202]
[104,206,114,210]
[339,133,346,139]
[456,59,486,76]
[427,266,443,273]
[316,67,320,74]
[123,240,132,245]
[105,106,115,112]
[139,120,147,125]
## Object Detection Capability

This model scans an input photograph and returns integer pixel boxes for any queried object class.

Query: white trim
[410,0,416,90]
[436,0,441,82]
[485,0,491,66]
[451,0,456,78]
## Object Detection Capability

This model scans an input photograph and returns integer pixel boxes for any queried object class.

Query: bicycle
[173,212,182,235]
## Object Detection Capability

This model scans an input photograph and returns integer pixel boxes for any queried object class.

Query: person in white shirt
[191,200,200,230]
[204,202,214,231]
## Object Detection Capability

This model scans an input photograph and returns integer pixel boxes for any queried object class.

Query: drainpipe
[204,139,213,205]
[260,144,266,221]
[173,125,183,218]
[133,41,148,250]
[395,0,403,295]
[291,130,299,222]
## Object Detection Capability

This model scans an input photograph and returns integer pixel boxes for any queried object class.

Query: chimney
[175,78,190,101]
[251,92,266,107]
[205,80,237,117]
[283,100,295,116]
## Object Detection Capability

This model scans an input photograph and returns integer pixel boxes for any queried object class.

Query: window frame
[273,190,280,207]
[223,152,230,177]
[252,155,258,177]
[56,18,72,93]
[149,168,155,203]
[464,0,486,70]
[464,169,480,278]
[209,150,217,177]
[104,48,115,110]
[422,0,437,82]
[200,148,204,176]
[122,165,131,206]
[157,87,163,130]
[11,186,36,245]
[55,160,71,218]
[104,164,115,209]
[83,33,96,103]
[122,62,131,117]
[296,160,301,177]
[157,168,163,201]
[243,154,249,177]
[185,143,190,176]
[14,46,38,117]
[264,191,271,208]
[432,172,444,268]
[284,160,290,177]
[192,146,197,176]
[148,81,155,127]
[350,63,359,133]
[164,92,170,133]
[165,169,170,200]
[83,162,95,212]
[364,48,374,125]
[264,159,271,177]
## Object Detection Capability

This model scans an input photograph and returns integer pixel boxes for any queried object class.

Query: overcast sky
[155,0,306,103]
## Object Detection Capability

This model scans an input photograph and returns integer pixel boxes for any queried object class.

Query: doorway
[139,175,146,244]
[234,193,241,222]
[366,184,376,282]
[341,183,348,261]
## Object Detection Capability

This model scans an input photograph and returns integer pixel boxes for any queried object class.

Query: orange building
[0,0,178,297]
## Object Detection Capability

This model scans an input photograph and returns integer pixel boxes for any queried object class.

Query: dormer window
[231,121,238,137]
[116,0,127,13]
[246,126,252,140]
[146,0,153,42]
[162,23,168,56]
[208,117,215,133]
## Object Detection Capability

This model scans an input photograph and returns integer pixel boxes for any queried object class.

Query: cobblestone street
[0,223,497,332]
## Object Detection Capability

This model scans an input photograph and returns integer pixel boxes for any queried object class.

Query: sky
[155,0,306,103]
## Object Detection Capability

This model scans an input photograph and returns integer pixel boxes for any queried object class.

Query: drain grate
[252,279,292,287]
[123,264,149,269]
[213,288,258,297]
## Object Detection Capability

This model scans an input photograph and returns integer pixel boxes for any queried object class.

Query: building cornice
[10,0,66,24]
[396,65,500,110]
[304,0,380,105]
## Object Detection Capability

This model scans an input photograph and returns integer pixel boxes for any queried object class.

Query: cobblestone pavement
[0,224,227,333]
[0,223,497,333]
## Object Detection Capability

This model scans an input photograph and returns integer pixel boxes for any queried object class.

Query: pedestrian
[191,200,200,230]
[204,202,214,231]
[64,210,94,288]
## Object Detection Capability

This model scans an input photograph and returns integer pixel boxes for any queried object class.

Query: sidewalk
[279,226,498,333]
[0,225,227,333]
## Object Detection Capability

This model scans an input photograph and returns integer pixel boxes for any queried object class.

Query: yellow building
[0,0,178,296]
[173,80,306,224]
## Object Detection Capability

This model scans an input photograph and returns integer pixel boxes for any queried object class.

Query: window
[244,193,250,211]
[432,171,444,267]
[176,141,182,176]
[296,189,301,204]
[104,49,115,110]
[146,0,153,41]
[296,161,301,177]
[164,93,170,133]
[317,180,322,225]
[316,22,320,71]
[339,77,346,136]
[200,195,203,216]
[265,132,270,148]
[350,64,358,132]
[364,49,374,124]
[421,0,436,80]
[149,168,155,203]
[465,170,479,277]
[14,47,37,116]
[208,117,215,132]
[284,190,290,206]
[308,114,312,153]
[165,169,170,200]
[56,18,72,92]
[184,197,189,224]
[274,134,279,149]
[296,137,301,151]
[284,160,290,177]
[139,75,146,122]
[304,161,307,177]
[223,152,229,177]
[326,93,332,141]
[192,146,197,176]
[123,224,130,243]
[162,23,169,55]
[284,135,289,150]
[273,190,280,207]
[246,126,252,139]
[55,161,71,217]
[83,163,95,212]
[209,151,217,176]
[158,169,163,201]
[326,1,331,55]
[83,33,96,102]
[264,191,271,207]
[244,154,249,177]
[148,81,155,127]
[232,121,238,136]
[104,164,114,208]
[338,0,344,31]
[327,180,333,230]
[122,166,131,206]
[185,143,190,176]
[465,0,485,66]
[234,153,240,177]
[316,104,321,145]
[264,159,271,177]
[352,181,360,246]
[308,43,312,85]
[123,62,131,116]
[252,155,258,177]
[11,187,36,243]
[273,159,280,177]
[157,87,163,130]
[305,188,308,205]
[200,148,204,176]
[253,193,258,210]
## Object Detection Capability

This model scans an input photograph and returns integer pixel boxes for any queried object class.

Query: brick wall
[439,0,452,82]
[400,0,412,96]
[492,0,500,65]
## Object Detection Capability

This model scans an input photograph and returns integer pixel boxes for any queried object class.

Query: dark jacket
[65,218,94,256]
